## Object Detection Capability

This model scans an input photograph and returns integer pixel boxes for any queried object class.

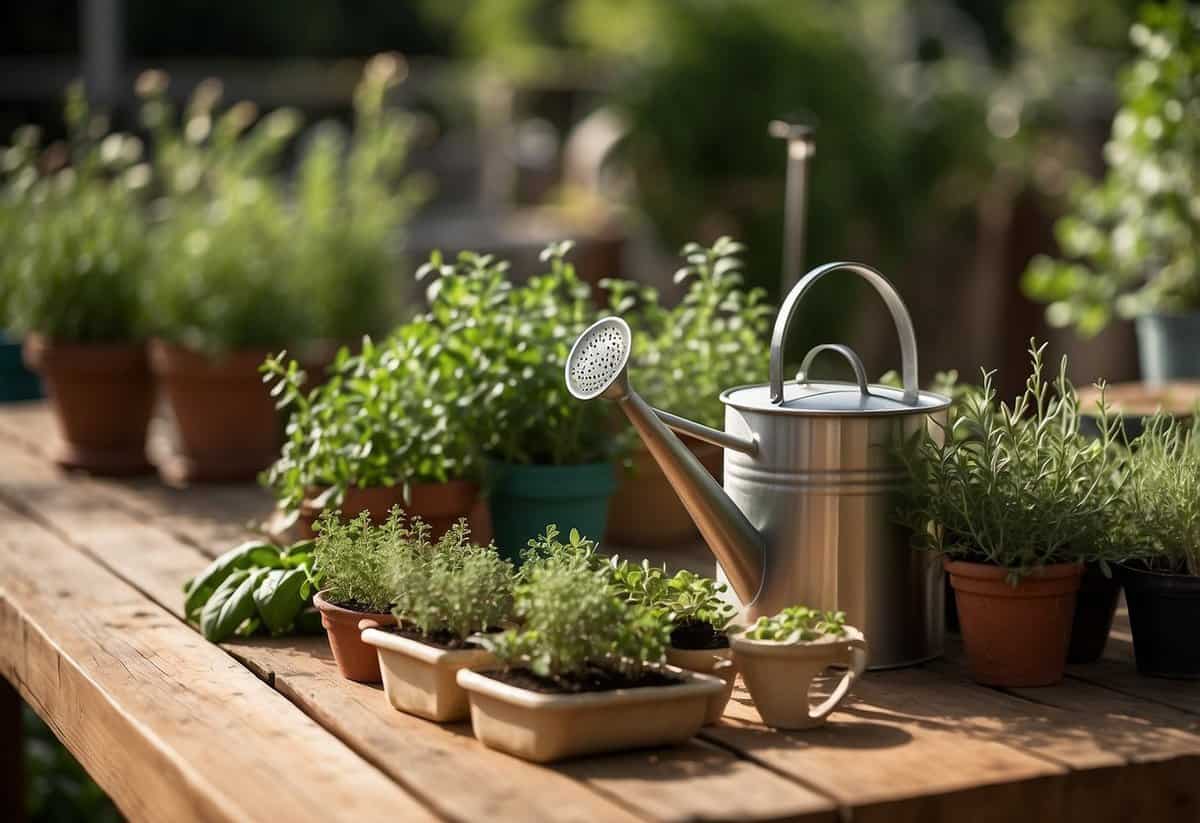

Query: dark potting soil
[330,599,394,614]
[670,618,729,650]
[385,624,480,651]
[484,665,685,695]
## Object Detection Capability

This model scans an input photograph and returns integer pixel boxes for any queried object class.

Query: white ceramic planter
[664,646,736,725]
[456,666,724,763]
[729,627,868,730]
[361,627,496,722]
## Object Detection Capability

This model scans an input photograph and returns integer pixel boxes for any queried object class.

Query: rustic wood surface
[1,402,1198,822]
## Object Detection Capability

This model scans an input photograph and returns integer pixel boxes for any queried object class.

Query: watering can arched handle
[769,262,919,405]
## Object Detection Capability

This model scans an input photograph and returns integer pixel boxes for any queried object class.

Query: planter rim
[361,628,495,666]
[456,665,723,711]
[1119,564,1200,592]
[23,334,149,372]
[944,559,1083,581]
[313,591,395,622]
[148,338,277,376]
[728,626,865,658]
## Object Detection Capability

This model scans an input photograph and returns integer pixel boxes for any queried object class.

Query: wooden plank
[704,668,1070,823]
[0,677,25,823]
[0,430,835,823]
[0,504,436,823]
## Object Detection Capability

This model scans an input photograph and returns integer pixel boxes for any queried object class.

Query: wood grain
[0,504,435,823]
[0,431,835,823]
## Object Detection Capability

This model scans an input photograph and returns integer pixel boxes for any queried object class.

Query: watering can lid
[722,380,950,416]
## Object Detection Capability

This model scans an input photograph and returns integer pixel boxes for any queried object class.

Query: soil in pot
[487,460,616,561]
[150,341,280,483]
[313,591,396,682]
[946,559,1082,687]
[1067,563,1121,664]
[0,333,41,402]
[605,440,722,547]
[23,335,154,476]
[1121,566,1200,679]
[457,665,721,763]
[298,480,484,541]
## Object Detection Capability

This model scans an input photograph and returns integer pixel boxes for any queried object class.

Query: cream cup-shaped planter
[665,646,736,725]
[360,624,496,722]
[456,666,725,763]
[729,627,868,730]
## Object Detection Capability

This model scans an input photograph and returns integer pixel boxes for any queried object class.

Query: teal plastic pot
[0,333,42,402]
[487,460,617,561]
[1135,313,1200,382]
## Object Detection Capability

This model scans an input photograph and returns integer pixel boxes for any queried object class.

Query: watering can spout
[565,318,765,604]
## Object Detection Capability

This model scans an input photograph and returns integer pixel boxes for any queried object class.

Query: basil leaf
[253,568,309,635]
[295,607,324,635]
[184,541,282,621]
[200,568,268,642]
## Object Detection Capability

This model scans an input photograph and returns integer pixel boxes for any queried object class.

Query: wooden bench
[1,402,1198,822]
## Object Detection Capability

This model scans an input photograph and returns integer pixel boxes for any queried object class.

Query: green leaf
[184,541,281,621]
[253,567,310,635]
[200,568,269,642]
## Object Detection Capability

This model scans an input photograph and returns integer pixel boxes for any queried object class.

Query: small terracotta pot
[23,335,154,476]
[665,645,736,725]
[362,626,496,722]
[298,480,483,541]
[606,441,722,547]
[149,340,279,483]
[313,591,396,682]
[456,666,723,763]
[946,559,1082,687]
[1067,563,1121,664]
[729,627,868,730]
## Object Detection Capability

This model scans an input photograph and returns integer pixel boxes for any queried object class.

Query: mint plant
[605,236,772,430]
[1,86,149,342]
[743,606,848,642]
[390,520,516,644]
[899,341,1124,577]
[1023,2,1200,333]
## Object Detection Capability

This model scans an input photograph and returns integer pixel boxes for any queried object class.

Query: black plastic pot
[1067,563,1121,664]
[1121,565,1200,679]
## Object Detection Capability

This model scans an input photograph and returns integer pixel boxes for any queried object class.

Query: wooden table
[2,403,1199,823]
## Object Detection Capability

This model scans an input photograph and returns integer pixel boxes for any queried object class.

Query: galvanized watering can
[565,262,951,668]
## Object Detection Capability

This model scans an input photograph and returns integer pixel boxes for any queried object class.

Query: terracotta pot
[456,666,723,763]
[606,441,722,547]
[1121,565,1200,679]
[298,480,484,542]
[1067,563,1121,664]
[313,591,396,682]
[23,335,154,476]
[361,626,496,722]
[665,645,736,725]
[946,559,1082,687]
[149,340,279,483]
[729,627,868,730]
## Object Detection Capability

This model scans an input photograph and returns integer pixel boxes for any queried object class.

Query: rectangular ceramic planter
[362,628,496,722]
[456,666,724,763]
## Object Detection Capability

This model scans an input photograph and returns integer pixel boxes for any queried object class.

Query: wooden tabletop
[2,403,1199,823]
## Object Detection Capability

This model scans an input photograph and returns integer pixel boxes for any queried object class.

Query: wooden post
[0,678,26,823]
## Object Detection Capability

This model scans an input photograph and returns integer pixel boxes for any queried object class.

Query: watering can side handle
[768,262,919,405]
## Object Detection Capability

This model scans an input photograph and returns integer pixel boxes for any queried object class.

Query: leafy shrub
[1114,415,1200,575]
[1023,1,1200,332]
[899,341,1124,576]
[261,317,485,511]
[478,560,669,682]
[311,508,422,611]
[1,86,149,341]
[743,606,847,642]
[606,237,772,430]
[390,520,515,642]
[609,559,735,634]
[518,524,605,576]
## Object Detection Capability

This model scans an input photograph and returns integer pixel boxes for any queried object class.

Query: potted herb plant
[262,317,485,541]
[603,237,771,546]
[1113,415,1200,678]
[1023,3,1200,381]
[728,607,867,730]
[361,521,514,721]
[420,244,616,559]
[900,342,1121,686]
[610,559,737,724]
[457,557,723,763]
[310,509,412,682]
[2,93,154,473]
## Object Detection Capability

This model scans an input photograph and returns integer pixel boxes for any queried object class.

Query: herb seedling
[743,606,848,642]
[609,559,736,649]
[311,508,425,612]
